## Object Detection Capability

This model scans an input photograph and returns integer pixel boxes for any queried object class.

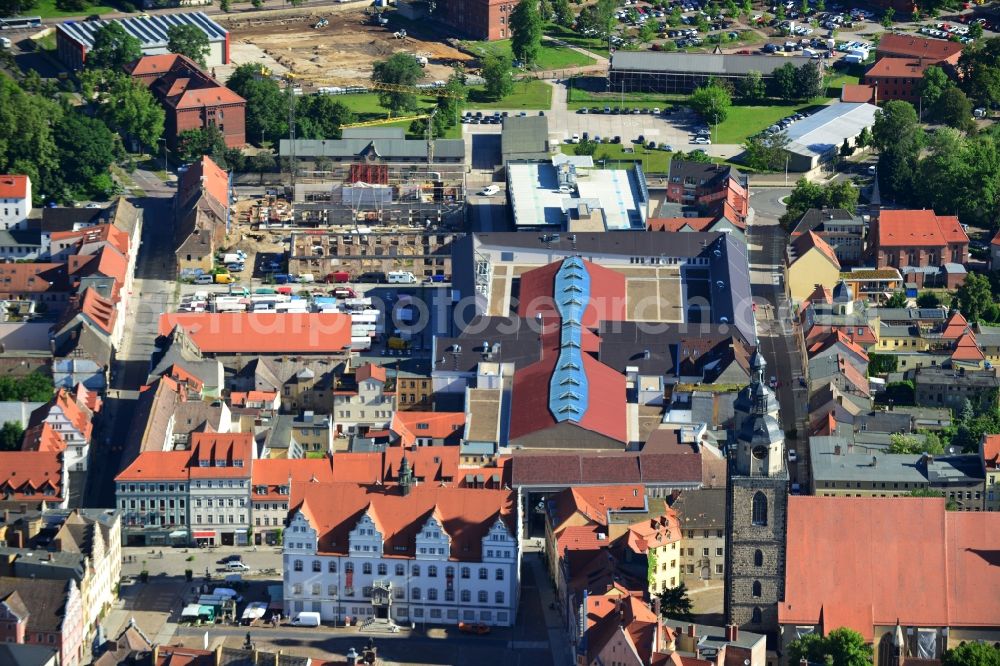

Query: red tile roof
[383,445,459,484]
[116,451,192,481]
[952,331,985,362]
[293,482,516,560]
[791,231,841,270]
[0,451,63,500]
[20,423,66,453]
[230,390,277,407]
[877,33,964,62]
[0,175,29,199]
[510,451,703,487]
[509,349,628,444]
[626,510,681,555]
[159,312,353,354]
[355,362,386,384]
[178,155,229,211]
[992,228,1000,247]
[250,457,336,500]
[983,434,1000,471]
[805,284,833,305]
[876,210,968,248]
[390,411,465,446]
[79,287,117,335]
[780,496,1000,639]
[162,364,205,394]
[188,433,253,478]
[808,330,870,363]
[517,259,628,326]
[329,452,383,484]
[866,56,931,78]
[51,224,130,257]
[841,83,876,103]
[556,524,610,554]
[940,311,969,340]
[126,53,184,76]
[550,485,646,532]
[0,263,67,294]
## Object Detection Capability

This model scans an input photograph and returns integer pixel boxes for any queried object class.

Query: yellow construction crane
[340,113,433,129]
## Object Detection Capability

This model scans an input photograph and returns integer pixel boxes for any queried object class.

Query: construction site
[220,5,473,89]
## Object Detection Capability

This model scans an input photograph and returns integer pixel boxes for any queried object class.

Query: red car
[458,622,491,635]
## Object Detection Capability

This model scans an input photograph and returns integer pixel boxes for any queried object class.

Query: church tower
[725,350,788,637]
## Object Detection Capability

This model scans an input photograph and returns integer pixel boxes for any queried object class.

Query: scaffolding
[474,250,491,300]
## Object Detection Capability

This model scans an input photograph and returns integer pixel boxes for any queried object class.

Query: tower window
[754,549,764,567]
[752,492,768,526]
[752,580,762,597]
[752,607,762,624]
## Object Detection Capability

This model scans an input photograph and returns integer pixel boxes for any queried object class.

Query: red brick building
[431,0,512,40]
[125,54,245,150]
[876,33,964,67]
[871,209,969,275]
[862,57,931,103]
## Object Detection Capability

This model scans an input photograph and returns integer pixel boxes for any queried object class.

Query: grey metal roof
[501,115,549,156]
[810,435,928,484]
[670,488,726,530]
[341,127,405,139]
[58,11,226,50]
[0,229,41,247]
[785,102,879,160]
[791,208,862,235]
[279,138,465,160]
[610,51,813,75]
[925,454,984,484]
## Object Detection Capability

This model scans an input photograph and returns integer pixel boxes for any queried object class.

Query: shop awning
[193,531,216,539]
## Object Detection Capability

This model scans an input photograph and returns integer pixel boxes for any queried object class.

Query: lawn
[543,24,611,59]
[467,79,552,109]
[462,38,596,70]
[565,83,688,110]
[560,142,673,174]
[33,0,118,18]
[824,67,864,98]
[712,102,830,144]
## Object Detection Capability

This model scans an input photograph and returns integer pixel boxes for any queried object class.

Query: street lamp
[158,137,168,173]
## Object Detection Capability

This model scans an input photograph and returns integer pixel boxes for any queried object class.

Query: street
[747,187,809,486]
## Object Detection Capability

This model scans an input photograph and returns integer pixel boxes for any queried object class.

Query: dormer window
[234,459,243,467]
[278,486,289,495]
[199,460,209,467]
[215,459,226,467]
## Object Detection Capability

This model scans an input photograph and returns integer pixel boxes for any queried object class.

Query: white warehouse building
[783,102,879,172]
[283,477,520,627]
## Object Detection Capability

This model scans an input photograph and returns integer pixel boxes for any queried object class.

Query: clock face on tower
[751,446,767,460]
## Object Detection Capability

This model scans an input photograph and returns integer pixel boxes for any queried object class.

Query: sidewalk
[523,553,574,666]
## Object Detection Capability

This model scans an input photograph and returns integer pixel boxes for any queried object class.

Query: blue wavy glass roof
[549,257,590,422]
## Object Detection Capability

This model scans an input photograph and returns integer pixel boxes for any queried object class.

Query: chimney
[725,624,739,642]
[834,444,841,456]
[872,455,878,467]
[652,596,661,617]
[687,623,696,638]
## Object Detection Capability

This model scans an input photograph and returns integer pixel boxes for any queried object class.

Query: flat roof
[507,162,646,230]
[810,436,927,484]
[58,11,226,50]
[785,102,879,159]
[610,51,813,74]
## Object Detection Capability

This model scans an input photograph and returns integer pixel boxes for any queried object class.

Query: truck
[214,273,235,284]
[291,611,322,627]
[296,273,315,283]
[387,336,411,350]
[325,271,351,283]
[222,252,245,265]
[387,271,417,284]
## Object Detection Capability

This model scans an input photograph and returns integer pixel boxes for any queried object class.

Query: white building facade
[282,485,520,627]
[0,175,31,230]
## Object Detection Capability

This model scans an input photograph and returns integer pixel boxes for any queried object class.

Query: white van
[387,271,417,284]
[225,561,250,572]
[195,274,214,285]
[290,611,321,627]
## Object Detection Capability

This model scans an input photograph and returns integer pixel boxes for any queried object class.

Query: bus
[0,16,42,30]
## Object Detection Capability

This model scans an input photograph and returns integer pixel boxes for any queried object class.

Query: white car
[571,133,580,143]
[691,137,711,145]
[479,185,500,196]
[788,449,798,463]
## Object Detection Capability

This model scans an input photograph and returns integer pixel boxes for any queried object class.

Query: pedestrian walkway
[523,553,574,666]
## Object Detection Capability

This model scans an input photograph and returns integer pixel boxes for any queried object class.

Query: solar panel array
[548,257,590,423]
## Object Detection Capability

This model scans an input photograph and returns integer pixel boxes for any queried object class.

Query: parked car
[479,185,500,196]
[788,449,798,463]
[691,136,711,144]
[458,622,491,635]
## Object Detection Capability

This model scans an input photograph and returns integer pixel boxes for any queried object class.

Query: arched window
[752,492,768,526]
[752,580,762,597]
[754,549,764,567]
[751,607,762,624]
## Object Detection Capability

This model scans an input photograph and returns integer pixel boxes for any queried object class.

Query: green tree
[881,7,895,27]
[0,0,38,13]
[930,86,976,132]
[434,66,468,129]
[576,0,615,35]
[955,272,995,323]
[743,130,789,171]
[248,152,276,182]
[675,149,712,163]
[770,62,798,101]
[90,72,165,150]
[296,95,356,140]
[815,0,824,12]
[510,0,543,66]
[909,487,960,510]
[888,432,944,455]
[0,77,62,204]
[482,52,515,101]
[167,24,211,68]
[969,22,984,41]
[874,101,923,202]
[227,64,288,146]
[372,52,424,114]
[220,0,231,11]
[873,100,922,152]
[0,422,24,451]
[943,641,1000,666]
[788,628,873,666]
[736,70,766,102]
[87,23,142,71]
[552,0,573,26]
[538,0,553,21]
[741,0,752,16]
[857,125,872,149]
[176,125,227,163]
[690,82,731,124]
[0,373,54,402]
[775,4,785,21]
[657,583,694,621]
[56,112,122,199]
[917,291,942,308]
[920,65,951,107]
[957,37,1000,108]
[867,353,898,375]
[575,137,598,156]
[886,291,908,308]
[779,178,858,228]
[638,21,658,43]
[794,61,823,99]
